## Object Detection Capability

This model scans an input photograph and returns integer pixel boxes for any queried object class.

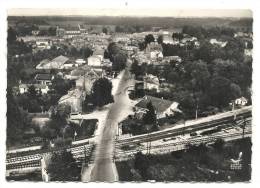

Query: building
[36,55,69,70]
[149,50,163,60]
[244,49,253,57]
[35,74,54,85]
[75,69,101,94]
[87,55,102,67]
[35,40,52,50]
[143,74,160,92]
[56,26,81,38]
[63,61,78,70]
[162,35,174,44]
[134,95,180,119]
[210,39,228,48]
[235,97,248,106]
[58,89,85,113]
[19,84,50,94]
[36,59,51,70]
[75,58,87,65]
[111,33,130,43]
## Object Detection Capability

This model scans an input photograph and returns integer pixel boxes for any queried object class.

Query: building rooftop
[135,95,177,113]
[35,74,52,80]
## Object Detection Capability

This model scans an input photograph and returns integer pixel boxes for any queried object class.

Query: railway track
[116,107,252,146]
[115,131,252,161]
[6,142,95,171]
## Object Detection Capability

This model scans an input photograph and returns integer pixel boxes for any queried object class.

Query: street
[90,68,134,182]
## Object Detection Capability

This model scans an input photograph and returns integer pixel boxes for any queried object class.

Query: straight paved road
[90,69,134,182]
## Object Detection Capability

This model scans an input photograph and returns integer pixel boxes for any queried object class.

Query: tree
[209,76,231,108]
[230,83,242,100]
[80,47,93,58]
[143,101,157,128]
[172,33,183,40]
[102,27,108,34]
[144,34,155,45]
[130,60,141,77]
[47,150,81,181]
[134,152,150,179]
[212,138,225,152]
[51,77,73,96]
[112,52,127,71]
[189,60,210,91]
[7,27,17,44]
[157,35,163,44]
[6,87,29,145]
[27,85,38,99]
[91,78,114,107]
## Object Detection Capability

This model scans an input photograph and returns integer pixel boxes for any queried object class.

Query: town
[6,15,253,182]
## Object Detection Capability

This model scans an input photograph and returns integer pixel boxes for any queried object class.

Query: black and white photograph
[1,0,259,185]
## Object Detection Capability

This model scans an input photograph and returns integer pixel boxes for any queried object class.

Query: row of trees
[182,25,236,40]
[115,25,152,33]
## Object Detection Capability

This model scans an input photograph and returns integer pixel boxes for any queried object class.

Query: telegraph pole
[242,116,246,139]
[84,146,87,164]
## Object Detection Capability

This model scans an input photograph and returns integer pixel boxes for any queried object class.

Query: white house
[19,84,50,94]
[36,55,69,70]
[75,58,86,65]
[134,95,180,119]
[150,50,163,60]
[35,74,54,85]
[235,97,248,106]
[143,74,160,92]
[210,39,227,48]
[87,55,102,67]
[58,89,85,113]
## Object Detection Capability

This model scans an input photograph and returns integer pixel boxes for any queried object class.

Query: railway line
[6,140,95,171]
[6,106,252,173]
[115,130,252,161]
[116,106,252,146]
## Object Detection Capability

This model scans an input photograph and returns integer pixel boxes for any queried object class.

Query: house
[65,65,92,80]
[19,84,50,94]
[36,59,51,70]
[51,55,70,69]
[36,55,69,70]
[32,30,40,36]
[134,95,180,119]
[150,50,163,60]
[162,35,174,44]
[111,34,130,43]
[87,55,102,67]
[143,74,160,92]
[56,26,81,38]
[58,89,86,113]
[63,61,78,70]
[235,97,248,106]
[75,58,86,65]
[75,69,101,94]
[163,56,182,63]
[93,48,105,61]
[35,74,54,85]
[36,40,52,50]
[210,39,227,48]
[244,49,253,57]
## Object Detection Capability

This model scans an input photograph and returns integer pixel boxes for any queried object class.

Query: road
[90,68,134,182]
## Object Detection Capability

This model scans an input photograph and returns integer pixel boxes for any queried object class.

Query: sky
[8,8,252,18]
